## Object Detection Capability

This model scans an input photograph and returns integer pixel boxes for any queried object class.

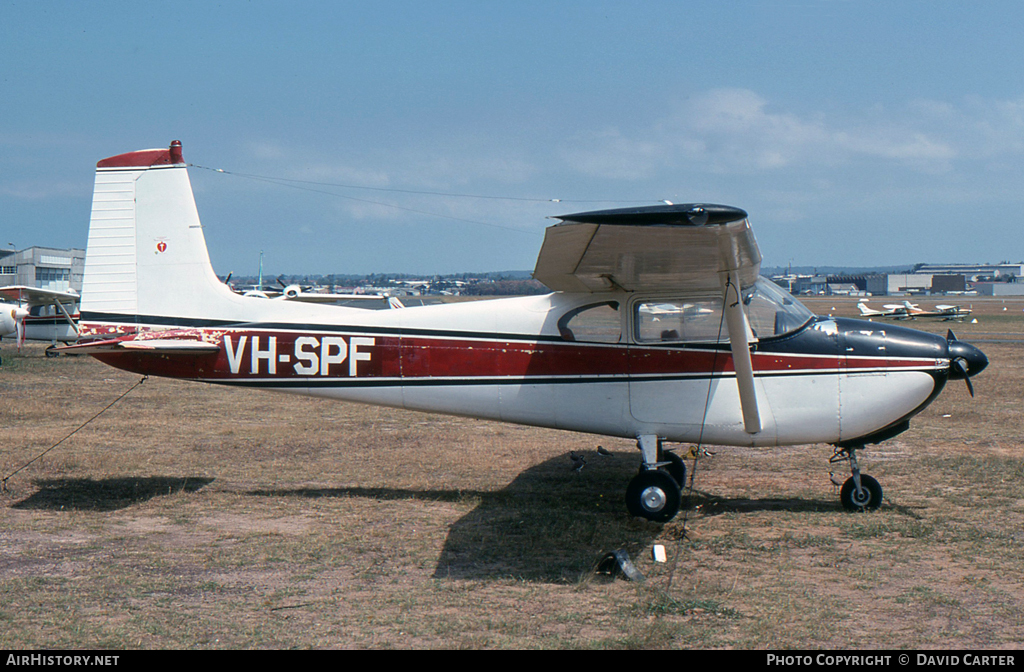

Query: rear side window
[558,302,621,343]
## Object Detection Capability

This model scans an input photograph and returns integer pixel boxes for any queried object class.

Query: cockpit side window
[634,299,726,343]
[743,277,815,338]
[630,278,812,345]
[558,302,621,343]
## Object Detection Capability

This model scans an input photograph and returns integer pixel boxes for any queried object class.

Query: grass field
[1,296,1022,649]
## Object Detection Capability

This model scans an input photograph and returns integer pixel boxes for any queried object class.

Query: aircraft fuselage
[81,292,983,449]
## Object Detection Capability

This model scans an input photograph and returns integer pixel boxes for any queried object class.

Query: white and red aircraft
[0,285,80,360]
[896,300,974,321]
[58,141,988,521]
[856,301,903,319]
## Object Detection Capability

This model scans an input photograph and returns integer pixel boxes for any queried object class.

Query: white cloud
[558,88,969,178]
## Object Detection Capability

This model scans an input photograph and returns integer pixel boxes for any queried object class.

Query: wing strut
[721,271,761,435]
[53,298,80,336]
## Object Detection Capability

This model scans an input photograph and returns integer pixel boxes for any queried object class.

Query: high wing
[532,203,763,434]
[0,285,79,307]
[532,204,760,294]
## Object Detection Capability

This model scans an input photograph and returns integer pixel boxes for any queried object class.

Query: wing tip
[554,203,748,227]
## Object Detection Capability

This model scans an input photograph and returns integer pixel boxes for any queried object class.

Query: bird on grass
[570,451,587,473]
[829,472,843,493]
[597,445,612,457]
[684,445,716,459]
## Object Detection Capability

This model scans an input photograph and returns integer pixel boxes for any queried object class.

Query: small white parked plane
[0,285,80,360]
[896,301,973,321]
[58,142,988,521]
[856,301,903,318]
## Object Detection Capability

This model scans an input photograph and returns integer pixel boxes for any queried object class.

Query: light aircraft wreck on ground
[59,141,988,522]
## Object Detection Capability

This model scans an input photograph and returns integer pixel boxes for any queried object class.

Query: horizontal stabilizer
[56,334,220,355]
[119,339,221,352]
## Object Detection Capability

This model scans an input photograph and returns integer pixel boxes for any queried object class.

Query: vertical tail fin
[81,141,234,325]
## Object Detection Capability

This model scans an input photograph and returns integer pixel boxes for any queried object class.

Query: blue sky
[3,1,1024,276]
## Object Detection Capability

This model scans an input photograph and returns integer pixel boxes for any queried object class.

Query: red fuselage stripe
[83,324,942,382]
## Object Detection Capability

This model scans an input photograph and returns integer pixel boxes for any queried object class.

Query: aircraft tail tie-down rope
[0,376,149,493]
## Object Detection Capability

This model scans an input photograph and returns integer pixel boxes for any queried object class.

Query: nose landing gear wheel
[626,470,682,522]
[840,474,883,511]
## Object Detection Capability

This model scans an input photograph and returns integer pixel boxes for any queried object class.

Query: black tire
[626,470,682,522]
[840,474,883,511]
[45,346,59,358]
[658,450,687,488]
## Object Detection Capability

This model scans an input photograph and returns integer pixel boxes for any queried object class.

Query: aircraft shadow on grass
[6,458,845,578]
[249,452,842,582]
[246,452,653,581]
[12,477,214,512]
[687,492,838,516]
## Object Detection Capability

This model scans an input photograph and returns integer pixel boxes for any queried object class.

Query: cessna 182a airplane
[57,141,988,522]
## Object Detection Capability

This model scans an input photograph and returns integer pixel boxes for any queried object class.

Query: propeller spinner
[947,329,988,397]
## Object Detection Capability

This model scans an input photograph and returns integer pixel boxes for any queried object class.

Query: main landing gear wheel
[45,346,59,358]
[840,474,883,511]
[658,450,687,488]
[626,470,682,522]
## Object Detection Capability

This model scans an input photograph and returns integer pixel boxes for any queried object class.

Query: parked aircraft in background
[233,271,401,309]
[0,285,80,360]
[858,300,973,321]
[58,141,988,522]
[856,301,903,318]
[896,301,973,321]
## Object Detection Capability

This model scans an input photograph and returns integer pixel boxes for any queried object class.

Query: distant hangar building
[773,270,975,296]
[914,263,1024,296]
[914,262,1023,281]
[0,247,85,294]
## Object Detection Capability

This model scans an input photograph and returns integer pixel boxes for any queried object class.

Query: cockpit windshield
[743,277,815,338]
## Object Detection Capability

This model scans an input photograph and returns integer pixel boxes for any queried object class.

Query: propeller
[275,275,312,298]
[953,357,974,397]
[946,329,987,397]
[13,305,28,352]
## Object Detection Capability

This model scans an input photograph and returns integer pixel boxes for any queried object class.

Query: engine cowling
[1,305,28,338]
